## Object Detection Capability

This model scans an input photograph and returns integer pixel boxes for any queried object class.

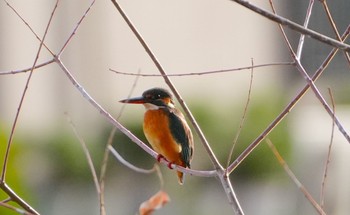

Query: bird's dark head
[120,88,174,110]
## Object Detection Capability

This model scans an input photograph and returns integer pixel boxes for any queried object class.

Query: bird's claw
[156,154,174,169]
[156,154,166,162]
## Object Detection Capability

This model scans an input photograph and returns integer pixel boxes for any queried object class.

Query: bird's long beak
[119,96,146,104]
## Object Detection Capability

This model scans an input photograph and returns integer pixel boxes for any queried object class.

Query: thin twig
[65,113,101,194]
[320,88,336,209]
[320,0,350,66]
[57,0,96,56]
[230,0,350,51]
[0,201,35,215]
[108,146,156,174]
[266,139,326,215]
[3,0,54,56]
[228,26,350,174]
[0,59,55,75]
[110,62,294,77]
[226,59,254,168]
[296,0,315,59]
[99,137,110,215]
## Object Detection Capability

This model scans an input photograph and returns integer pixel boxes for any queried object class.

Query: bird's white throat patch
[143,102,175,110]
[143,103,159,110]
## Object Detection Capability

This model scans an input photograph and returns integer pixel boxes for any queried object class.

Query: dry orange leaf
[139,190,170,215]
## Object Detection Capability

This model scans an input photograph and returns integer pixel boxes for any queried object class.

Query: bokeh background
[1,0,350,214]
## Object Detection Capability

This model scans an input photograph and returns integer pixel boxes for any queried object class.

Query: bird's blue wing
[168,109,193,168]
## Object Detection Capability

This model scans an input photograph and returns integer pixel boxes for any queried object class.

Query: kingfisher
[120,87,194,185]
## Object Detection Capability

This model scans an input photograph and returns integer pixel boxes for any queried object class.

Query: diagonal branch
[0,182,39,215]
[320,0,350,66]
[4,0,54,56]
[266,139,326,215]
[57,0,96,56]
[230,0,350,51]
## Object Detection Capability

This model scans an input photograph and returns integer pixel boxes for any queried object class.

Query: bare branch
[226,59,254,168]
[320,88,336,209]
[65,113,101,194]
[3,0,54,55]
[0,201,35,215]
[320,0,350,66]
[108,146,156,174]
[110,62,294,77]
[296,0,315,59]
[0,182,39,215]
[230,0,350,51]
[0,59,55,75]
[57,0,96,56]
[266,139,326,215]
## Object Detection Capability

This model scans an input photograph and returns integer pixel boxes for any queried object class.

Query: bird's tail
[177,171,185,185]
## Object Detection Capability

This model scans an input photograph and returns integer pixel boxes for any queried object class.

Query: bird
[120,87,194,184]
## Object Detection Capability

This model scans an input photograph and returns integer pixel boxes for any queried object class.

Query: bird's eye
[145,94,161,100]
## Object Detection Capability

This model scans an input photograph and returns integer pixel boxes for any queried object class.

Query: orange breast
[143,109,184,167]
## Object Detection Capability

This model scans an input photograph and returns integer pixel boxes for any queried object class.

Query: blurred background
[1,0,350,214]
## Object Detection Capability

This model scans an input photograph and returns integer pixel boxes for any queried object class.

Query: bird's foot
[167,161,175,169]
[156,154,174,169]
[156,154,166,162]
